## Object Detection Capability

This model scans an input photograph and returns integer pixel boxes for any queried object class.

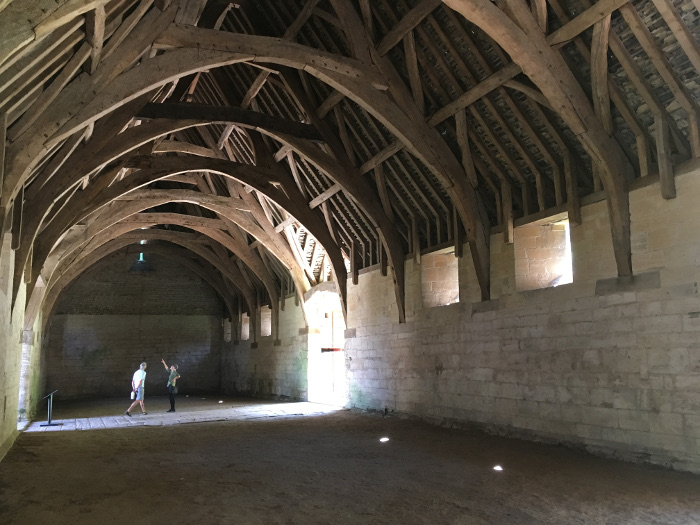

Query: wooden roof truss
[0,0,697,337]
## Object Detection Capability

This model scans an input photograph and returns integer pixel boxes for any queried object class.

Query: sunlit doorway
[305,285,347,407]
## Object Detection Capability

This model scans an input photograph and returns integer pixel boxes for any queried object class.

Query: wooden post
[380,243,387,276]
[453,205,463,258]
[501,181,513,245]
[411,216,420,264]
[564,150,582,225]
[350,239,358,285]
[0,113,6,202]
[655,115,676,200]
[11,186,22,251]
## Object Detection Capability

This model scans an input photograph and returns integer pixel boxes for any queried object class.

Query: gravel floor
[1,396,699,524]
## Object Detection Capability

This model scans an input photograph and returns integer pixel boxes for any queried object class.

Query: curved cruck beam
[6,27,489,313]
[4,22,387,209]
[127,154,351,316]
[14,120,331,309]
[42,200,229,285]
[11,118,203,305]
[159,26,489,301]
[28,174,264,295]
[41,233,258,338]
[25,152,348,318]
[443,0,633,277]
[49,230,257,316]
[34,190,281,329]
[263,133,407,321]
[28,185,308,304]
[47,227,258,316]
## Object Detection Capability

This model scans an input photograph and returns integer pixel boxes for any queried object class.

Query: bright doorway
[305,285,347,407]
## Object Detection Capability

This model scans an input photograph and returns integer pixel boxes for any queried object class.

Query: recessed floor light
[379,437,390,442]
[493,465,503,471]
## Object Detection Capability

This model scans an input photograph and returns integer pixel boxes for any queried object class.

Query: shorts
[135,386,145,401]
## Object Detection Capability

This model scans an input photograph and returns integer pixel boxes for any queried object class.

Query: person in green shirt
[161,359,181,413]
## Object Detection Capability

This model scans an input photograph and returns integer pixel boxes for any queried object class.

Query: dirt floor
[1,396,700,524]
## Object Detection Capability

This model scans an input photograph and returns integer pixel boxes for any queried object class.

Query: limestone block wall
[18,311,45,421]
[222,298,308,400]
[0,233,30,461]
[44,251,224,399]
[46,314,222,398]
[344,167,700,473]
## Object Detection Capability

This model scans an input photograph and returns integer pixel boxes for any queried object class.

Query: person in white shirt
[125,362,147,416]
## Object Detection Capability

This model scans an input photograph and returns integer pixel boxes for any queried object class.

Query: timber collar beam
[136,103,324,142]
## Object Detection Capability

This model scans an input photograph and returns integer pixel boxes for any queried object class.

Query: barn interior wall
[344,167,700,474]
[0,233,27,461]
[18,309,45,422]
[222,297,308,400]
[43,252,225,399]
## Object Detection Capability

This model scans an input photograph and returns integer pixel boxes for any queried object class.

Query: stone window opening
[241,313,250,341]
[421,247,460,308]
[260,306,272,337]
[514,214,573,292]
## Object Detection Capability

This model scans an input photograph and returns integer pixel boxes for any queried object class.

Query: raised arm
[161,358,168,371]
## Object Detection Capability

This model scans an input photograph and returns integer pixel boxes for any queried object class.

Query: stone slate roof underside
[0,0,698,334]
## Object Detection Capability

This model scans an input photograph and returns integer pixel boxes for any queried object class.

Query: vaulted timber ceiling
[1,0,698,338]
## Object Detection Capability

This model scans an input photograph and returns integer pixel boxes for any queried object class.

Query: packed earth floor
[1,397,699,524]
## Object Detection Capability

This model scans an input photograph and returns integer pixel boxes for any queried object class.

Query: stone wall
[44,251,225,399]
[222,297,308,400]
[46,314,223,398]
[344,167,700,473]
[0,233,31,461]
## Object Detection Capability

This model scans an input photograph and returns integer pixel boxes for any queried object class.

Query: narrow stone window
[260,306,272,337]
[514,215,573,292]
[421,247,459,308]
[223,318,232,343]
[241,313,250,341]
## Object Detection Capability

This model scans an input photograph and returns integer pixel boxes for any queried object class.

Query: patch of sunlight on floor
[24,397,342,433]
